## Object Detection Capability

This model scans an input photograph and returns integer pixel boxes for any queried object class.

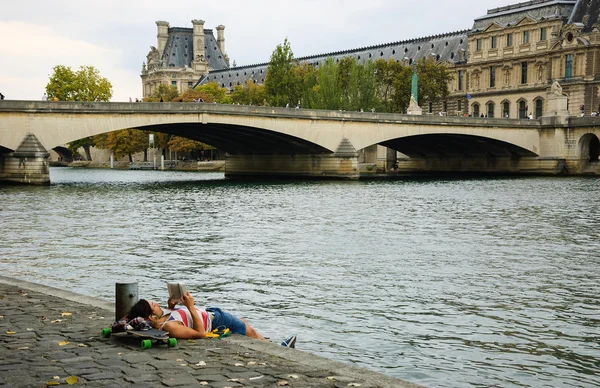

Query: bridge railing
[0,100,543,128]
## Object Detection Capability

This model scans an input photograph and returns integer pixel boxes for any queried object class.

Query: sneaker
[281,335,297,348]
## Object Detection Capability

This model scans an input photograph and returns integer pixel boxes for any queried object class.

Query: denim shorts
[207,307,247,335]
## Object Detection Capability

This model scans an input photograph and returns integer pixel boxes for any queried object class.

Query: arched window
[473,103,480,117]
[502,101,510,118]
[519,100,528,119]
[535,98,543,119]
[487,102,495,118]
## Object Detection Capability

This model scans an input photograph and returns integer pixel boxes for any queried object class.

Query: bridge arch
[133,122,331,155]
[578,133,600,162]
[378,133,538,159]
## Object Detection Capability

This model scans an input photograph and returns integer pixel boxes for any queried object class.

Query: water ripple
[1,168,599,387]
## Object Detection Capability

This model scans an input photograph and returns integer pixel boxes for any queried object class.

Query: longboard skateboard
[101,327,177,350]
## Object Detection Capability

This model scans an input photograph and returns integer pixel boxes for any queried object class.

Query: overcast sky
[1,0,504,102]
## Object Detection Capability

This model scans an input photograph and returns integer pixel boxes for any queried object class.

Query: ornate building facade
[188,0,600,118]
[141,20,229,97]
[453,0,600,118]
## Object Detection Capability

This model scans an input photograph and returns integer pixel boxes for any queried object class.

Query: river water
[1,168,598,387]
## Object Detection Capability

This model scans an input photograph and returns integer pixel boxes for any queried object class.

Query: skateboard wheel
[168,338,177,347]
[141,339,152,349]
[101,328,112,338]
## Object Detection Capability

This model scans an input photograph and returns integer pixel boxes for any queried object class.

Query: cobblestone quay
[0,277,422,387]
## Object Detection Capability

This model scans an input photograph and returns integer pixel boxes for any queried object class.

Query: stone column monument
[407,63,422,115]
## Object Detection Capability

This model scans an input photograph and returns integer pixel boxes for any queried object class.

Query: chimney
[216,25,226,55]
[192,20,207,73]
[156,21,170,54]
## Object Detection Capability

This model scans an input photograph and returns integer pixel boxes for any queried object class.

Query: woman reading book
[126,291,296,347]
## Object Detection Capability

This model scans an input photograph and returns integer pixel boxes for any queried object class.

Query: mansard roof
[199,30,469,88]
[472,0,576,31]
[162,27,229,71]
[568,0,600,31]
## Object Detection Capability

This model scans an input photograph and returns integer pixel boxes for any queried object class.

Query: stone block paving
[0,282,421,387]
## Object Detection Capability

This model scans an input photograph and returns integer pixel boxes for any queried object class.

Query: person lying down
[125,291,296,348]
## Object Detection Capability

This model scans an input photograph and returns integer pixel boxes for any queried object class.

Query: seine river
[1,167,598,387]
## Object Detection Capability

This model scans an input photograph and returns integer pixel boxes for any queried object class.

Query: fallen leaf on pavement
[65,375,78,385]
[77,344,88,347]
[61,312,72,317]
[196,361,206,366]
[6,331,16,335]
[46,381,60,386]
[58,341,69,346]
[288,375,299,379]
[277,381,289,386]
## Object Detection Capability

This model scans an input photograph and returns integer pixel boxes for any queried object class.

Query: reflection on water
[1,167,599,387]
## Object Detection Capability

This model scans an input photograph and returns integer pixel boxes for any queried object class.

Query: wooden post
[115,281,138,322]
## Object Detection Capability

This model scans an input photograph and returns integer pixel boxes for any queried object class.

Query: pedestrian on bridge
[42,93,47,101]
[0,92,4,100]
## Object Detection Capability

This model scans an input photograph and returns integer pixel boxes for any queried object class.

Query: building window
[503,101,510,118]
[519,101,527,119]
[565,54,573,78]
[535,99,543,118]
[458,100,462,112]
[490,66,496,88]
[506,33,513,47]
[473,103,480,117]
[487,103,495,118]
[491,36,497,49]
[171,81,177,86]
[458,70,464,91]
[188,82,194,88]
[523,31,529,44]
[428,102,433,113]
[171,74,177,79]
[521,62,528,84]
[476,39,482,52]
[540,27,547,41]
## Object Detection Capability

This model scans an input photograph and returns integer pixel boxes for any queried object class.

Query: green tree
[46,65,113,160]
[168,136,214,160]
[145,84,179,102]
[231,80,266,105]
[264,38,302,107]
[417,58,453,109]
[196,82,232,104]
[94,129,149,162]
[46,65,112,102]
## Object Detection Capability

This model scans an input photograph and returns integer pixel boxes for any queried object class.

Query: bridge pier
[224,153,360,179]
[395,157,568,175]
[0,133,50,185]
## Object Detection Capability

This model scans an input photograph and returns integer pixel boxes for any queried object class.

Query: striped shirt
[160,306,212,332]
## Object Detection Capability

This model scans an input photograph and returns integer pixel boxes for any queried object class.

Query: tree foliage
[46,65,112,102]
[94,129,149,162]
[46,65,112,160]
[195,82,231,104]
[264,38,302,107]
[231,80,266,105]
[145,84,179,102]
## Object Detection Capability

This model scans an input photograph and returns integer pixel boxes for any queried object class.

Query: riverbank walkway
[0,276,422,387]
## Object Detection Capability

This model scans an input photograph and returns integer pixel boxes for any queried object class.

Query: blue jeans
[207,307,247,335]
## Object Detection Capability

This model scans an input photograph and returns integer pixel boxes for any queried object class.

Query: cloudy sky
[1,0,504,102]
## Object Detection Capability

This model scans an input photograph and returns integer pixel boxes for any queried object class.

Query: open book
[166,282,188,302]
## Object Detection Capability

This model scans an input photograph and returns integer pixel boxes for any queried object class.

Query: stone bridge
[0,101,599,184]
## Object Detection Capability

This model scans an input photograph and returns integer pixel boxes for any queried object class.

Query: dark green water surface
[1,168,598,387]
